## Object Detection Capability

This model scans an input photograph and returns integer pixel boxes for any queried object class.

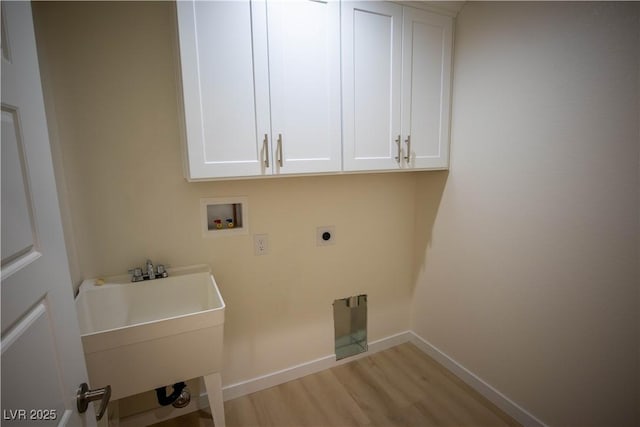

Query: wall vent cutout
[201,197,248,237]
[333,294,367,360]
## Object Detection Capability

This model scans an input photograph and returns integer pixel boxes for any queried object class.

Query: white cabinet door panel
[342,1,403,171]
[402,7,452,169]
[177,1,271,179]
[267,0,341,174]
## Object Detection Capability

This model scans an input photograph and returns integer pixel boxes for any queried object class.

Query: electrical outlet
[316,226,336,246]
[254,234,268,255]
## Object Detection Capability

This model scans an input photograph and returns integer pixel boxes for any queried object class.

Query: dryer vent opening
[333,294,367,360]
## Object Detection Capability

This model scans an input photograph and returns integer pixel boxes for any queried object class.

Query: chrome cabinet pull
[77,383,111,421]
[263,134,269,168]
[277,133,283,167]
[394,135,401,163]
[404,135,411,163]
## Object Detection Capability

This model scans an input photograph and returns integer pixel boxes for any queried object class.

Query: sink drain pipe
[155,382,190,408]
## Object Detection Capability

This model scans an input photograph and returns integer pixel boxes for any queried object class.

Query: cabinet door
[267,0,341,175]
[401,7,452,169]
[177,1,271,179]
[342,1,403,171]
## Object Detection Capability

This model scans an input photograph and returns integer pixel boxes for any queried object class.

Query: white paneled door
[1,2,97,426]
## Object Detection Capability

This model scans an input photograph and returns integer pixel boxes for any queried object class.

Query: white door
[177,0,271,179]
[401,7,452,169]
[342,1,403,172]
[1,2,96,426]
[267,0,341,175]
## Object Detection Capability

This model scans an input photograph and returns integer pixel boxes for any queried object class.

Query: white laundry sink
[75,264,225,401]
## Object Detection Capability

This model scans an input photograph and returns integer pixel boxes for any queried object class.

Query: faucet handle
[128,267,143,282]
[156,264,168,278]
[128,267,142,276]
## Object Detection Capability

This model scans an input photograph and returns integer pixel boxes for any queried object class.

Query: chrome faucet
[128,259,168,282]
[146,259,155,280]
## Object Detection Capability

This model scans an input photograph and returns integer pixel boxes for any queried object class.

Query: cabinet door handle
[404,135,411,163]
[263,134,270,168]
[394,135,401,163]
[277,133,283,167]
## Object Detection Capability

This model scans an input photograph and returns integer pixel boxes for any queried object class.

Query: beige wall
[412,2,640,426]
[32,0,416,397]
[33,0,640,423]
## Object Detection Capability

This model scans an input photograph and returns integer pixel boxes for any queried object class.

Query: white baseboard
[119,330,545,427]
[409,331,547,427]
[222,330,412,401]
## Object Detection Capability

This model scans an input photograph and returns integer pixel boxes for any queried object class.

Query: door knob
[77,383,111,421]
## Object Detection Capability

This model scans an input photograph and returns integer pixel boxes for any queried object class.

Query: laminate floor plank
[248,386,301,427]
[225,396,260,427]
[392,346,502,426]
[151,343,521,427]
[368,349,460,425]
[399,345,519,427]
[331,360,405,425]
[298,369,370,427]
[278,378,331,426]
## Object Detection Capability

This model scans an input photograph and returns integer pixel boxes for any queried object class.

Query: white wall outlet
[254,234,268,255]
[316,226,336,246]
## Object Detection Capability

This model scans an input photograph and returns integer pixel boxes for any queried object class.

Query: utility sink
[75,264,225,403]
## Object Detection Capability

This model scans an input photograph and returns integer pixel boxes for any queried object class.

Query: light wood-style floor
[151,343,520,427]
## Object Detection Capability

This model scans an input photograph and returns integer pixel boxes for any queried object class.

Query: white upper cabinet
[178,0,453,180]
[177,1,270,179]
[267,0,342,175]
[342,1,403,171]
[177,0,341,180]
[342,2,453,172]
[401,7,452,169]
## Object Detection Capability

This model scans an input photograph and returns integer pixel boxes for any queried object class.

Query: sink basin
[75,264,225,401]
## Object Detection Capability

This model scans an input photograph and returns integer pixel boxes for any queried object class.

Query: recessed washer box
[201,197,248,237]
